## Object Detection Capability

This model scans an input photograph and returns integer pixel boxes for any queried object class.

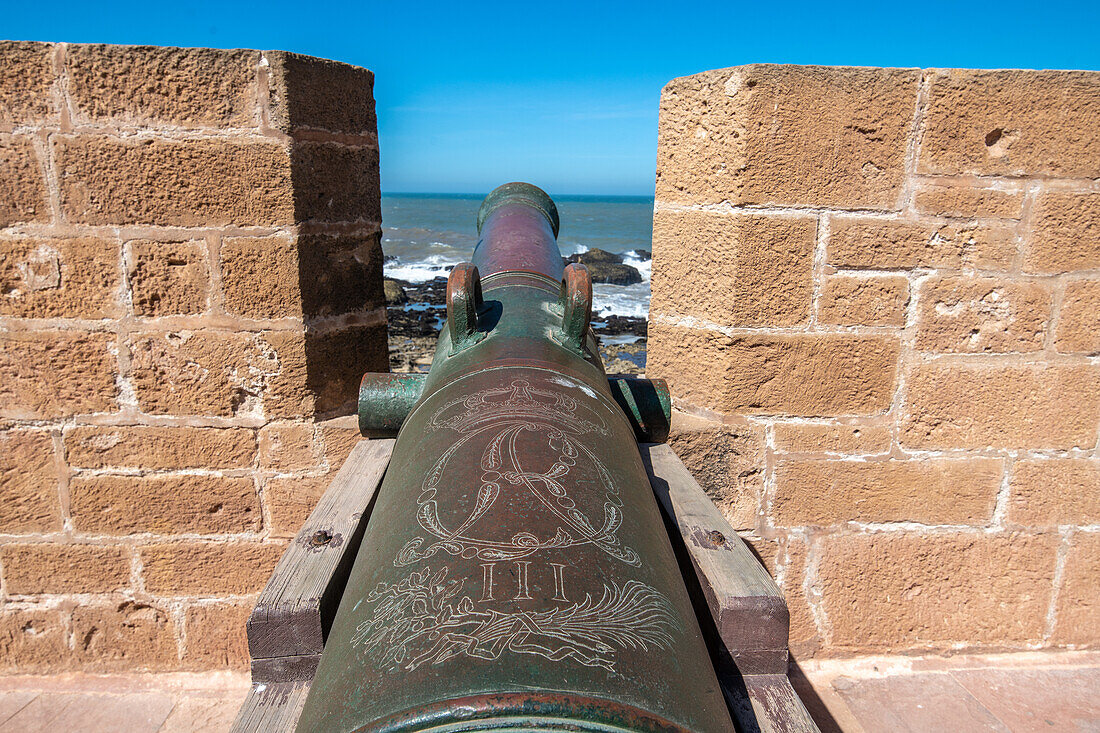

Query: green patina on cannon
[296,183,735,732]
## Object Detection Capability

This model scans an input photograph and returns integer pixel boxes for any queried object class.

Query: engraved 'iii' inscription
[351,567,678,672]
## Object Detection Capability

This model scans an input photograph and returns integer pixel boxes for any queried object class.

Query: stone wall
[650,65,1099,658]
[0,42,386,672]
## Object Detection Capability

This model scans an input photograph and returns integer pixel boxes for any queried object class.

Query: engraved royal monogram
[351,376,681,673]
[395,379,643,568]
[352,567,677,672]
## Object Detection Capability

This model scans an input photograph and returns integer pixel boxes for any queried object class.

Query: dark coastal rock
[600,341,646,375]
[388,335,437,372]
[387,304,440,337]
[564,248,643,285]
[383,279,408,305]
[629,249,651,261]
[566,248,623,265]
[384,279,447,358]
[587,262,643,285]
[392,277,447,306]
[594,315,647,338]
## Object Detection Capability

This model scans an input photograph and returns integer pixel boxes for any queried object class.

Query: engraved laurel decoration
[395,378,641,567]
[352,567,677,672]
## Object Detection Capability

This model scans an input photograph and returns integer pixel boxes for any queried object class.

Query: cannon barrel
[296,183,734,732]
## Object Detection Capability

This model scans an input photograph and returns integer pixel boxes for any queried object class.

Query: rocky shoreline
[385,273,648,375]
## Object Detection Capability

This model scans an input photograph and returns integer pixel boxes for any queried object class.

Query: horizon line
[383,190,656,199]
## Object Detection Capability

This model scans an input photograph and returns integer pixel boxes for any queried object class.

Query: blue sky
[9,0,1099,195]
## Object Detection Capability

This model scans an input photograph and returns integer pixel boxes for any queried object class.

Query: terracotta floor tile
[952,667,1100,731]
[0,656,1097,732]
[832,671,1010,732]
[0,692,37,726]
[0,692,174,733]
[160,691,248,732]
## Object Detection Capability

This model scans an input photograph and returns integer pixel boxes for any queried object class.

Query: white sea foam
[591,252,651,317]
[622,253,651,282]
[387,257,652,319]
[592,283,650,319]
[598,334,643,345]
[385,256,459,283]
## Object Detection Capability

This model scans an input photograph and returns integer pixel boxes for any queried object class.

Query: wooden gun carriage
[232,183,819,732]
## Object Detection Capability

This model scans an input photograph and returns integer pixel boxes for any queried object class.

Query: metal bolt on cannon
[296,183,735,732]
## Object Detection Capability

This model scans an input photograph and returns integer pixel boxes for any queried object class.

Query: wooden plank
[246,439,394,674]
[237,438,813,731]
[641,442,790,676]
[229,682,310,733]
[737,675,820,733]
[250,654,319,685]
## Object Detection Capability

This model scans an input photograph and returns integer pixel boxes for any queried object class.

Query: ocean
[381,193,655,319]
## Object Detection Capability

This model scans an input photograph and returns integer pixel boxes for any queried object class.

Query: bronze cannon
[295,183,735,732]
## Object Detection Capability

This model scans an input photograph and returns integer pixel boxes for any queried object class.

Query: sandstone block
[743,536,779,577]
[298,231,385,317]
[65,426,256,470]
[912,182,1024,220]
[258,422,319,470]
[1026,192,1100,274]
[127,239,209,316]
[818,532,1058,649]
[648,325,900,416]
[0,41,55,126]
[267,51,376,135]
[320,418,363,468]
[290,142,381,223]
[772,423,892,454]
[221,235,301,319]
[67,45,260,128]
[902,363,1100,450]
[919,69,1100,178]
[819,274,909,327]
[774,458,1001,527]
[0,330,117,419]
[0,236,121,318]
[830,217,1016,270]
[915,276,1051,353]
[1053,532,1099,646]
[127,326,383,422]
[130,330,296,418]
[1009,459,1100,528]
[650,209,815,327]
[0,607,68,673]
[259,330,313,419]
[69,475,260,535]
[0,134,47,226]
[182,602,251,669]
[776,538,820,659]
[1056,280,1100,354]
[72,601,177,671]
[54,135,293,227]
[140,541,283,595]
[667,411,765,530]
[265,474,329,537]
[0,430,60,533]
[302,323,390,414]
[656,65,918,209]
[0,544,130,594]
